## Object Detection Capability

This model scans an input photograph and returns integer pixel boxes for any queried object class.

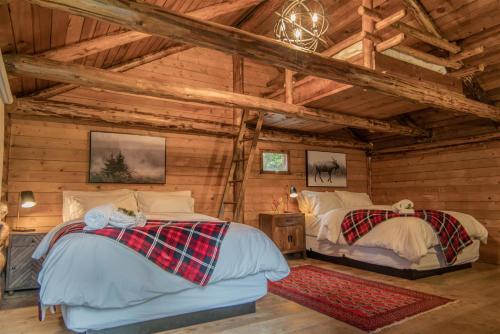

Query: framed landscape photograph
[89,132,166,184]
[306,150,347,187]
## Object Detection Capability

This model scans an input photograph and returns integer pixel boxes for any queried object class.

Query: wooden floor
[1,258,500,334]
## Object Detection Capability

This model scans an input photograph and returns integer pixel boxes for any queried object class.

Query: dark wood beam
[24,0,500,122]
[5,54,426,137]
[13,98,369,149]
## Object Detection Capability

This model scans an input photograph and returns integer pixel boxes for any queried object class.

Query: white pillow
[63,189,138,222]
[136,191,194,214]
[335,191,373,208]
[298,191,343,216]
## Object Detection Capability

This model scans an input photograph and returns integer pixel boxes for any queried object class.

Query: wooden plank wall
[5,47,368,230]
[371,140,500,264]
[6,118,368,230]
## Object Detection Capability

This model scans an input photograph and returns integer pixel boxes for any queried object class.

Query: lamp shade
[20,191,36,208]
[289,185,298,198]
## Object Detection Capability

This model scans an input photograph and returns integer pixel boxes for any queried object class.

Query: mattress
[306,235,480,271]
[62,273,267,333]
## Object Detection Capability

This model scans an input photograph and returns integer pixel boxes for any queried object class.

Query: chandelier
[274,0,329,52]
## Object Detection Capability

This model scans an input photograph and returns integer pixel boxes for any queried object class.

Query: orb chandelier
[274,0,329,52]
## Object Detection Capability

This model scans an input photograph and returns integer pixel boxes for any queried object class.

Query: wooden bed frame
[307,250,473,280]
[88,302,256,334]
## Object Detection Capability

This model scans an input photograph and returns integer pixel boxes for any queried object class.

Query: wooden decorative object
[259,213,306,258]
[22,0,500,121]
[6,232,45,292]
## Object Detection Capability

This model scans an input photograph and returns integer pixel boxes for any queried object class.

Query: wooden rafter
[4,54,426,137]
[35,0,265,62]
[400,0,442,38]
[21,0,500,122]
[32,44,192,99]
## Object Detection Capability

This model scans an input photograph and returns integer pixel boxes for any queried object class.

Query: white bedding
[33,213,289,311]
[314,205,488,263]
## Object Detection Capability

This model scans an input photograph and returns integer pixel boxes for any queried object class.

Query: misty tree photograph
[89,132,166,184]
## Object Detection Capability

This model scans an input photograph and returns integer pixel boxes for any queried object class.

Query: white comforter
[316,206,488,263]
[33,213,289,309]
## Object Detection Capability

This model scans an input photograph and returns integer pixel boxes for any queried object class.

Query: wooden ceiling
[1,0,499,146]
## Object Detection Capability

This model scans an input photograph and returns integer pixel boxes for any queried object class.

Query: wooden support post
[232,55,245,221]
[285,69,294,104]
[361,0,375,69]
[19,0,500,122]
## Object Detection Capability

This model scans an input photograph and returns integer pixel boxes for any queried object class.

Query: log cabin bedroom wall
[1,0,500,333]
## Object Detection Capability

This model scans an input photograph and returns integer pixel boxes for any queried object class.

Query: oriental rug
[268,265,453,332]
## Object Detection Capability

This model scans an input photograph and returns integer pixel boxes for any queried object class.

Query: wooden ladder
[218,110,264,222]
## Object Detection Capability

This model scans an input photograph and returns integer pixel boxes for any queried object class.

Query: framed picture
[260,150,290,174]
[306,150,347,187]
[89,132,166,184]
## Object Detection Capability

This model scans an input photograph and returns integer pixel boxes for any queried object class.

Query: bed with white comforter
[33,191,289,332]
[300,190,488,271]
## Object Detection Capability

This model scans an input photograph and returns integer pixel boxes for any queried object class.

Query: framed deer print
[89,132,166,184]
[306,151,347,187]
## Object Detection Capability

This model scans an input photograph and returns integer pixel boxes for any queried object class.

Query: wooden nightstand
[259,213,306,258]
[6,232,45,293]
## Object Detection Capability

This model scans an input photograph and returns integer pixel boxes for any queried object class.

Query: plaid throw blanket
[341,210,473,265]
[49,220,231,286]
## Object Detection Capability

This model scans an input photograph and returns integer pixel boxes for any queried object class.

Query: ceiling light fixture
[274,0,329,52]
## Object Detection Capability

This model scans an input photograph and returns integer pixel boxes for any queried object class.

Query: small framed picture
[306,150,347,187]
[89,131,166,184]
[260,150,290,174]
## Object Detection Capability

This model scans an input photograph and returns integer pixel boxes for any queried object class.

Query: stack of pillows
[297,190,374,216]
[62,189,195,229]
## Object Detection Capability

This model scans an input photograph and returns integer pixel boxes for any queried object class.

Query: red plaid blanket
[49,220,231,286]
[341,210,472,265]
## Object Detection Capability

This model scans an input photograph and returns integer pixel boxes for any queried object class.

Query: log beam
[374,9,407,31]
[13,98,370,149]
[21,0,500,122]
[285,69,294,104]
[361,0,375,68]
[401,0,442,38]
[376,33,405,52]
[36,0,265,62]
[374,132,500,155]
[449,64,486,78]
[4,54,426,137]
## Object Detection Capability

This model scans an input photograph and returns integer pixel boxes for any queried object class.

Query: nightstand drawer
[275,216,303,227]
[11,234,44,247]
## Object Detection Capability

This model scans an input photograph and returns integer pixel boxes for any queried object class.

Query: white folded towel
[109,209,147,229]
[392,199,415,215]
[84,204,115,230]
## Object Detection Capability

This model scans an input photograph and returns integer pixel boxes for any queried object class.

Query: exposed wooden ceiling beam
[401,0,442,39]
[31,44,192,99]
[25,0,500,122]
[4,54,426,137]
[13,98,369,149]
[36,0,265,62]
[373,132,500,155]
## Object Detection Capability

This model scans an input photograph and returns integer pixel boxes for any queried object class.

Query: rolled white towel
[109,209,147,228]
[392,199,415,214]
[84,204,115,230]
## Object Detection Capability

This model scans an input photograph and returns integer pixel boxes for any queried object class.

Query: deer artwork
[313,157,340,183]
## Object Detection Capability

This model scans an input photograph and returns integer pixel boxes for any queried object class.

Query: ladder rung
[233,158,247,162]
[223,201,237,204]
[240,137,254,143]
[229,180,243,183]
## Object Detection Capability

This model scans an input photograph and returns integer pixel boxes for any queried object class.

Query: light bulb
[312,13,318,23]
[294,28,302,40]
[290,13,296,22]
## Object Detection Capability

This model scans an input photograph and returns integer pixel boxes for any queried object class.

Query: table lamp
[14,191,37,232]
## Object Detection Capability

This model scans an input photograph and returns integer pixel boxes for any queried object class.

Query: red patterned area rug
[269,265,454,333]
